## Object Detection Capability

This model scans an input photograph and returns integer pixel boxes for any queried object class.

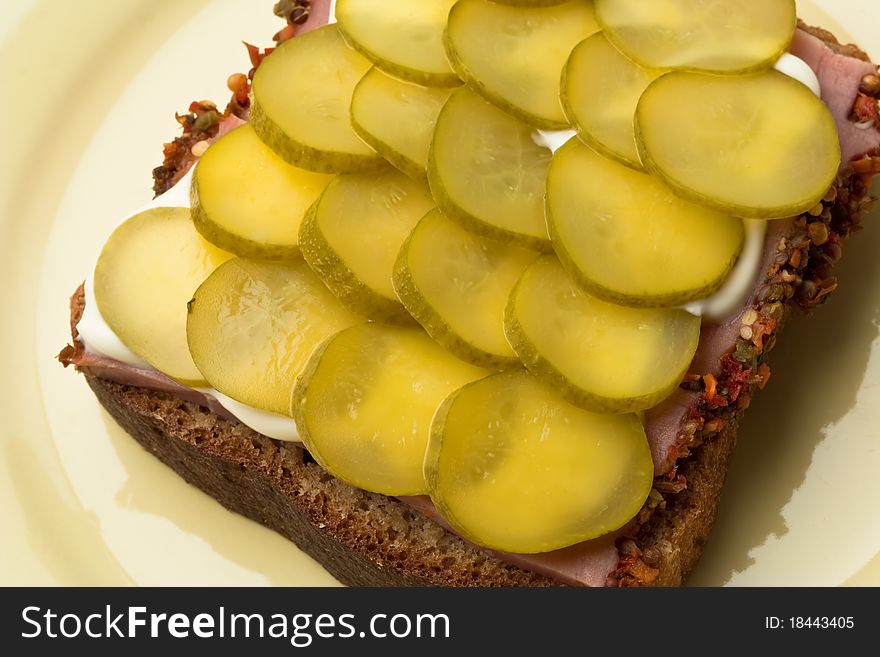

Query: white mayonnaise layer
[775,52,822,97]
[328,0,337,24]
[683,219,767,318]
[197,389,301,443]
[531,129,577,153]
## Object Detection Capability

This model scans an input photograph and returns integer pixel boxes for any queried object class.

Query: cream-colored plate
[0,0,877,586]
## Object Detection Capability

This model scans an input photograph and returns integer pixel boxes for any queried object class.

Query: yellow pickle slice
[428,88,552,249]
[186,258,360,416]
[299,170,435,323]
[394,208,540,368]
[547,139,745,307]
[95,208,232,385]
[191,124,333,259]
[350,68,455,181]
[561,32,662,169]
[250,24,385,173]
[335,0,460,87]
[636,69,841,219]
[425,370,653,553]
[445,0,600,128]
[504,255,701,413]
[294,324,489,496]
[595,0,797,73]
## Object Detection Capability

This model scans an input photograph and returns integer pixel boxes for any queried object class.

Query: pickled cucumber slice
[350,68,455,181]
[299,170,435,323]
[191,124,333,259]
[428,88,552,249]
[595,0,796,73]
[445,0,600,129]
[94,208,232,385]
[250,24,385,173]
[547,140,744,307]
[294,324,488,496]
[394,209,539,368]
[636,70,841,219]
[425,370,653,553]
[561,33,661,169]
[335,0,460,87]
[186,258,360,416]
[505,256,700,412]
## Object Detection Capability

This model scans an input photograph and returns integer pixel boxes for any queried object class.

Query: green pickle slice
[351,68,455,181]
[186,258,360,416]
[547,140,745,307]
[428,88,552,249]
[636,69,841,219]
[595,0,796,73]
[94,207,232,385]
[394,209,539,368]
[299,170,435,323]
[425,370,653,553]
[445,0,600,128]
[505,255,701,413]
[335,0,460,87]
[561,32,662,169]
[294,324,488,496]
[250,24,385,173]
[191,124,333,259]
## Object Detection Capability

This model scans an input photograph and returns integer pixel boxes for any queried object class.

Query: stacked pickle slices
[94,0,840,553]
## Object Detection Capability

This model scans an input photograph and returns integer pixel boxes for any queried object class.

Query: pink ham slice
[645,218,795,475]
[70,348,239,423]
[790,29,880,165]
[299,0,334,33]
[68,23,880,586]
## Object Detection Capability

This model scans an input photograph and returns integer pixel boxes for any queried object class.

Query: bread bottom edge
[84,373,739,587]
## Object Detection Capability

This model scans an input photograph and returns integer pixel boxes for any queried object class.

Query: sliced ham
[791,28,880,164]
[66,24,880,587]
[68,345,238,423]
[300,0,334,32]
